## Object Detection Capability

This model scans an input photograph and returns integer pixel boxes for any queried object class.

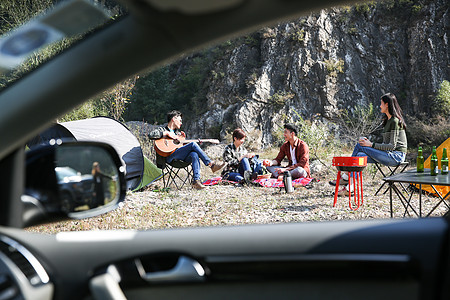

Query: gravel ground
[27,164,449,234]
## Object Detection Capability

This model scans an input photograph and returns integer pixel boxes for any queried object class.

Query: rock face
[185,0,449,147]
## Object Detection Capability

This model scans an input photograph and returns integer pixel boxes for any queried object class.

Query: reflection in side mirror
[56,145,120,214]
[24,141,126,227]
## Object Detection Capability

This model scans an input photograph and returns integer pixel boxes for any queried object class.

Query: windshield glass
[12,0,449,233]
[0,0,124,91]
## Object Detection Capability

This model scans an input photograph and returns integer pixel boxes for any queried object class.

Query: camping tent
[28,117,161,191]
[420,137,450,197]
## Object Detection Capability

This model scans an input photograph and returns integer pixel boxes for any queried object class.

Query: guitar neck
[181,139,219,144]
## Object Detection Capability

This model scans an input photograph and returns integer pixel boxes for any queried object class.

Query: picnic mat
[202,176,314,188]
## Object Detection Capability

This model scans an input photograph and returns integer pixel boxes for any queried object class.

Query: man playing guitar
[148,110,225,190]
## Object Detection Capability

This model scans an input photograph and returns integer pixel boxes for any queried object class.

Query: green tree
[57,99,104,122]
[172,56,211,117]
[124,67,173,124]
[433,80,450,117]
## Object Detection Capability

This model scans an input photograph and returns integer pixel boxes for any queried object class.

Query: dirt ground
[27,162,449,233]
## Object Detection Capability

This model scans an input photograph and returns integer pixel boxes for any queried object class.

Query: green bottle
[417,146,424,173]
[430,146,438,176]
[441,148,448,175]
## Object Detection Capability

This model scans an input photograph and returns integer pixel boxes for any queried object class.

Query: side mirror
[23,141,126,227]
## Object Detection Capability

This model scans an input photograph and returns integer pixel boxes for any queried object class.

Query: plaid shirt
[222,143,248,174]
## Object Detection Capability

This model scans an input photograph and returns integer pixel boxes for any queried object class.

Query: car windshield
[55,166,80,180]
[0,0,124,92]
[1,0,448,233]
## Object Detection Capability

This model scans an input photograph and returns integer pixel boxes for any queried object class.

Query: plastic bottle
[417,146,424,173]
[441,148,448,175]
[283,171,294,193]
[430,146,438,176]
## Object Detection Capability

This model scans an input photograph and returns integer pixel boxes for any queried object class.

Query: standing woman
[91,162,111,207]
[334,93,408,194]
[222,128,256,183]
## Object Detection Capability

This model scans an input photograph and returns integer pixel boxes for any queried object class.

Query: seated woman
[222,128,256,183]
[332,93,407,196]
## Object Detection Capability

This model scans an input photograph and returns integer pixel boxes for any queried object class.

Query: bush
[58,99,105,122]
[406,114,450,148]
[335,103,382,146]
[324,58,344,78]
[292,111,341,165]
[433,80,450,117]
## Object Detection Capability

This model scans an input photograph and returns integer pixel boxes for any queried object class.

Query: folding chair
[156,155,193,190]
[374,161,409,196]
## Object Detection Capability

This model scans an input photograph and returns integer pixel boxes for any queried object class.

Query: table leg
[333,171,341,207]
[419,184,422,218]
[389,182,393,218]
[359,171,364,206]
[392,183,418,217]
[426,186,450,217]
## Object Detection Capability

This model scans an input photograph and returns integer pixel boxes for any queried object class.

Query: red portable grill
[332,156,367,210]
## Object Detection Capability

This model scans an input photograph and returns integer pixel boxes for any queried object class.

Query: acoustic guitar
[154,137,220,157]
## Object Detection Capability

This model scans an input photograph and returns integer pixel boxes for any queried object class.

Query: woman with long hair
[332,93,408,195]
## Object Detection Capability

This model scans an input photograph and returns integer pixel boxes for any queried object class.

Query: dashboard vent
[0,236,48,286]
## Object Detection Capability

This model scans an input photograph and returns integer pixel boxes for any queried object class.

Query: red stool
[332,156,367,210]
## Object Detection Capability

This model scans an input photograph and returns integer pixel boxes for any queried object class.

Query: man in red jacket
[264,123,310,181]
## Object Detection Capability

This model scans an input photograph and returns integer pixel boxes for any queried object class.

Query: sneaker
[337,187,350,197]
[210,161,226,173]
[192,180,206,190]
[329,178,348,186]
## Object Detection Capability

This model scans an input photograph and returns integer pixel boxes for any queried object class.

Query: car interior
[0,0,449,299]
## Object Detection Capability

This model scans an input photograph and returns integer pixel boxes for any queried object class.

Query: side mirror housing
[23,141,126,227]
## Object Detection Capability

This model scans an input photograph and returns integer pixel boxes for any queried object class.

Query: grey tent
[28,117,161,190]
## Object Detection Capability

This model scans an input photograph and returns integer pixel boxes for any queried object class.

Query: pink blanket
[202,176,314,188]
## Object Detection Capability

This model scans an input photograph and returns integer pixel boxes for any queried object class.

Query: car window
[1,0,448,233]
[55,166,79,179]
[0,0,125,91]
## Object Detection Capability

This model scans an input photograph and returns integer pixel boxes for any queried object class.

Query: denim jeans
[167,142,211,181]
[225,157,251,182]
[351,143,406,166]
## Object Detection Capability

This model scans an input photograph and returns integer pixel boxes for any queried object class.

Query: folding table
[383,169,450,217]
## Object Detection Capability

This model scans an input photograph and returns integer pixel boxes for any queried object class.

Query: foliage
[100,76,138,121]
[269,91,294,108]
[124,50,218,123]
[173,55,211,117]
[380,0,423,14]
[130,128,156,162]
[433,80,450,117]
[324,58,344,78]
[59,75,137,122]
[335,103,382,146]
[289,28,305,42]
[354,1,376,14]
[124,67,172,124]
[57,99,104,122]
[292,111,340,165]
[406,114,450,148]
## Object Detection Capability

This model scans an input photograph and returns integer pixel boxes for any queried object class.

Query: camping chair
[156,154,193,190]
[374,161,409,196]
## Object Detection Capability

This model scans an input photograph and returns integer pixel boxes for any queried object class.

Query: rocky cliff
[185,0,449,147]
